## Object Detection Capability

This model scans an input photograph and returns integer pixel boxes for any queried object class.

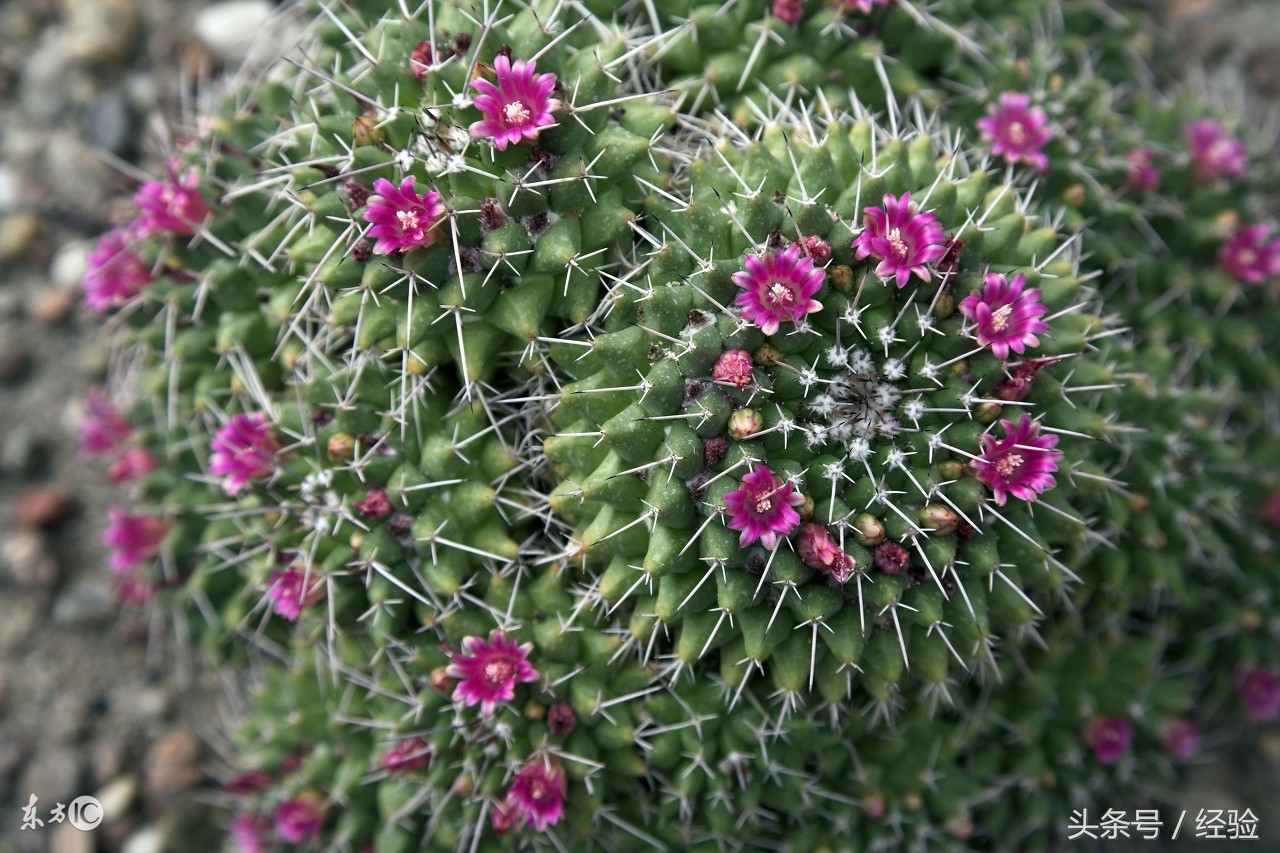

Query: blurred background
[0,0,1276,850]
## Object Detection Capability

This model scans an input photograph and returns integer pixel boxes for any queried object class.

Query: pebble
[64,0,140,66]
[96,774,139,823]
[143,726,203,812]
[13,485,75,528]
[31,288,78,325]
[1,530,59,588]
[51,241,91,291]
[83,88,135,155]
[0,736,27,801]
[50,822,94,853]
[51,575,116,628]
[0,213,41,261]
[0,165,19,213]
[0,342,32,383]
[0,597,38,652]
[194,0,274,64]
[19,30,72,120]
[0,289,23,320]
[0,426,41,476]
[18,746,83,806]
[121,826,163,853]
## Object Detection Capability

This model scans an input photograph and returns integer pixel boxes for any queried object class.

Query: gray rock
[120,826,162,853]
[1,530,59,588]
[64,0,139,67]
[0,165,19,213]
[18,746,83,807]
[0,426,41,476]
[0,213,41,262]
[20,30,73,120]
[83,89,135,155]
[194,0,274,64]
[51,576,116,628]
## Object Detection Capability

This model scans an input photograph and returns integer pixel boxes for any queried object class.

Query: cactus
[77,0,1280,850]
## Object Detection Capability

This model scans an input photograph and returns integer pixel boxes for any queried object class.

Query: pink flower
[231,814,272,853]
[772,0,804,25]
[976,92,1053,173]
[1084,716,1133,765]
[108,448,158,483]
[796,523,854,582]
[362,177,446,256]
[355,488,393,518]
[267,566,324,621]
[274,796,325,844]
[79,389,133,457]
[469,55,559,151]
[1236,666,1280,723]
[506,757,567,832]
[210,413,278,495]
[970,415,1061,506]
[1218,223,1280,285]
[490,798,519,836]
[446,630,539,716]
[958,272,1049,360]
[1124,148,1161,193]
[379,737,434,773]
[132,160,210,237]
[81,228,152,313]
[731,246,825,334]
[1160,720,1200,760]
[723,465,805,549]
[852,192,947,288]
[1185,119,1246,182]
[103,508,169,573]
[712,349,755,388]
[842,0,892,11]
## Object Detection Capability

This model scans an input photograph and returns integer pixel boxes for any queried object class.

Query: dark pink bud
[873,541,909,574]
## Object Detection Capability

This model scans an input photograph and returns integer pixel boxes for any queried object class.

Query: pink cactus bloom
[490,797,519,836]
[380,737,435,773]
[79,389,133,457]
[355,488,394,518]
[971,415,1061,506]
[447,630,539,716]
[108,448,158,483]
[772,0,804,25]
[1185,118,1247,182]
[103,508,169,573]
[507,758,567,832]
[210,413,278,495]
[796,523,854,582]
[723,465,805,549]
[852,192,947,288]
[731,246,825,334]
[132,160,210,237]
[1084,716,1133,765]
[1218,223,1280,285]
[362,177,446,255]
[81,228,153,313]
[1236,666,1280,723]
[274,796,325,844]
[1123,148,1161,193]
[469,55,559,151]
[1160,720,1200,760]
[976,92,1053,173]
[230,814,272,853]
[712,349,755,388]
[267,566,324,621]
[842,0,893,11]
[958,272,1049,360]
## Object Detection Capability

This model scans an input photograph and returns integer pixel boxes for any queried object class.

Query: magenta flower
[274,796,325,844]
[976,92,1053,173]
[796,523,854,582]
[712,349,755,388]
[267,566,324,621]
[230,814,272,853]
[1185,119,1246,182]
[469,55,559,151]
[723,465,805,549]
[210,413,278,495]
[958,272,1049,360]
[1124,148,1161,193]
[355,488,393,518]
[1236,666,1280,723]
[1218,223,1280,285]
[362,177,446,256]
[1084,716,1133,765]
[108,448,158,484]
[103,508,169,573]
[852,193,947,288]
[842,0,892,11]
[81,228,153,313]
[1160,720,1200,760]
[971,415,1061,506]
[447,630,539,716]
[506,757,567,832]
[379,737,434,773]
[731,246,825,334]
[490,798,519,836]
[132,160,210,237]
[79,389,133,457]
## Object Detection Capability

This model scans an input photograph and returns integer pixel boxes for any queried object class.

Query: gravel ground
[0,1,1276,851]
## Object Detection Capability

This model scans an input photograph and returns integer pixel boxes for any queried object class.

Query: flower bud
[327,432,356,462]
[919,504,958,535]
[829,264,855,292]
[753,344,782,366]
[728,408,763,440]
[851,512,884,546]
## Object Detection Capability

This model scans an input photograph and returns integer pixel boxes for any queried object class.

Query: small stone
[120,826,163,853]
[0,342,32,383]
[194,1,274,63]
[50,240,92,290]
[64,0,139,65]
[18,746,83,806]
[143,727,204,812]
[14,486,75,528]
[95,774,139,823]
[1260,729,1280,766]
[31,288,78,325]
[51,575,116,628]
[0,736,27,800]
[1,427,41,476]
[0,213,41,261]
[118,685,172,723]
[51,822,95,853]
[0,289,23,319]
[0,165,19,213]
[83,89,135,155]
[1,530,59,588]
[0,596,39,651]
